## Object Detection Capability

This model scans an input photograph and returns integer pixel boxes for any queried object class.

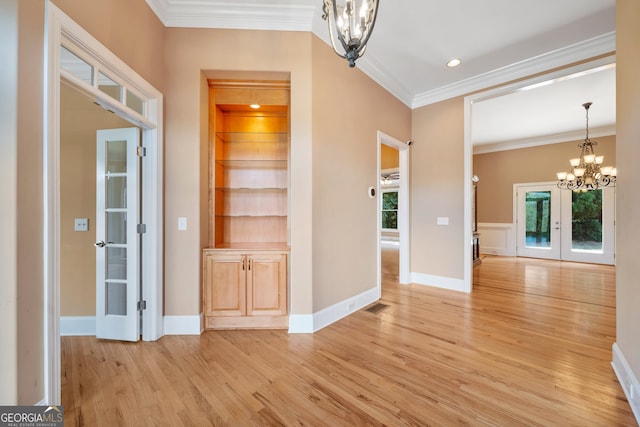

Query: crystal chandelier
[556,102,616,191]
[322,0,379,68]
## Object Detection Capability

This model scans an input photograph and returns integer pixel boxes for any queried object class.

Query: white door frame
[45,4,164,404]
[377,131,410,290]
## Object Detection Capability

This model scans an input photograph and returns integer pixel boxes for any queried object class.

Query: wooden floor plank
[61,255,637,426]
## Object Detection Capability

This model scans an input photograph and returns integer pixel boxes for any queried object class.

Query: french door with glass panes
[95,128,141,341]
[516,184,615,265]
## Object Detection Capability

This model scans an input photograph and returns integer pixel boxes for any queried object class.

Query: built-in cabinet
[202,249,288,329]
[203,80,290,329]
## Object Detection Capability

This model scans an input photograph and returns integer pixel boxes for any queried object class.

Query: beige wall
[52,0,165,91]
[163,28,315,315]
[381,144,399,169]
[411,97,465,279]
[0,0,19,406]
[616,0,640,391]
[16,0,45,405]
[310,36,411,310]
[473,136,616,223]
[60,84,131,316]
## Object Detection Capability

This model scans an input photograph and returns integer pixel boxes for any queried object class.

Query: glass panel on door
[571,190,603,253]
[525,191,552,248]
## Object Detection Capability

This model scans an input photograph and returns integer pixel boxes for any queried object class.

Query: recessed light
[250,104,261,109]
[446,58,462,68]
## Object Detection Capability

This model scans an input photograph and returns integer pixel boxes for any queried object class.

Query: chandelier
[322,0,379,68]
[556,102,616,191]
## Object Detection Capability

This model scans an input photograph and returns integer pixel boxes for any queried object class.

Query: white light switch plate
[74,218,89,232]
[437,217,449,226]
[178,217,187,231]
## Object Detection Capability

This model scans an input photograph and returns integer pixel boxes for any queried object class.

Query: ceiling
[145,0,617,151]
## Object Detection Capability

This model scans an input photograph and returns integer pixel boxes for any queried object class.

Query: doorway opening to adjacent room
[377,132,410,290]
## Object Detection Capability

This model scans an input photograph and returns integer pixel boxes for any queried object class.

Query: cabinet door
[203,253,246,317]
[246,253,287,316]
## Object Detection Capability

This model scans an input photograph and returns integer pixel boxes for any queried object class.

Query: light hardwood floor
[61,256,637,426]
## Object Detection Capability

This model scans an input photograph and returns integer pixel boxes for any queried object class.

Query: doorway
[515,183,615,264]
[46,5,164,403]
[377,131,410,289]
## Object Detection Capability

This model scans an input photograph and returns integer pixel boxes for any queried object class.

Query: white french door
[516,185,561,259]
[95,128,141,341]
[516,184,615,265]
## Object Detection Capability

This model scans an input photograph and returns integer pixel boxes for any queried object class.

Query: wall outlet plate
[74,218,89,232]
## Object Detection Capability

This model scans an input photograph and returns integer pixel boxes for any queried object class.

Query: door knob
[95,240,106,248]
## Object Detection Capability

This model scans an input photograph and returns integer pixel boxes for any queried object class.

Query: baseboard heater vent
[365,303,389,314]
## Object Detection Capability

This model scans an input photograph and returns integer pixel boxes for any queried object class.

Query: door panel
[560,188,615,264]
[96,128,140,341]
[516,185,560,259]
[203,253,246,317]
[247,254,287,317]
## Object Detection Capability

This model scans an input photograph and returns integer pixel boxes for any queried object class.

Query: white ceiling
[145,0,617,151]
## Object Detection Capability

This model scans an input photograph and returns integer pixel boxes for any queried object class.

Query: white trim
[288,287,380,333]
[45,3,164,404]
[288,315,314,334]
[146,0,315,31]
[35,399,47,406]
[473,125,617,155]
[60,316,96,336]
[412,33,616,108]
[612,343,640,424]
[164,315,203,335]
[410,272,469,293]
[477,223,516,257]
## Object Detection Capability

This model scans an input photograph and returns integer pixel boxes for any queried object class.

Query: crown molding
[412,31,616,109]
[145,0,315,31]
[473,125,616,155]
[145,1,615,111]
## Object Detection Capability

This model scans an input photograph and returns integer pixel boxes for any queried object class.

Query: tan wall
[52,0,165,91]
[616,0,640,389]
[410,97,465,279]
[473,136,616,223]
[163,28,315,315]
[381,144,399,169]
[15,0,45,405]
[0,0,19,406]
[310,36,411,310]
[60,84,131,316]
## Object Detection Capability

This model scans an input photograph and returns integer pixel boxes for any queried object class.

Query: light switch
[178,217,187,231]
[437,217,449,226]
[74,218,89,232]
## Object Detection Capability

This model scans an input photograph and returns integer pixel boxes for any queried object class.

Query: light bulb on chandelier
[556,102,616,191]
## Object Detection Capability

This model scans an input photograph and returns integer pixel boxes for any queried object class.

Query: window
[382,189,398,230]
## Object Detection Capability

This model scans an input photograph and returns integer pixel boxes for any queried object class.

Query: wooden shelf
[215,160,287,168]
[216,131,288,144]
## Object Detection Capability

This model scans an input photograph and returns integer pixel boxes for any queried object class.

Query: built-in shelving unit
[203,79,290,330]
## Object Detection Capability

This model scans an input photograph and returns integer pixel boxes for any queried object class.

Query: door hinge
[137,146,146,157]
[137,223,146,234]
[137,300,147,311]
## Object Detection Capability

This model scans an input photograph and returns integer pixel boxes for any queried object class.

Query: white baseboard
[288,286,380,333]
[411,272,470,293]
[478,222,516,256]
[60,316,96,336]
[612,343,640,423]
[288,315,314,333]
[163,315,202,335]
